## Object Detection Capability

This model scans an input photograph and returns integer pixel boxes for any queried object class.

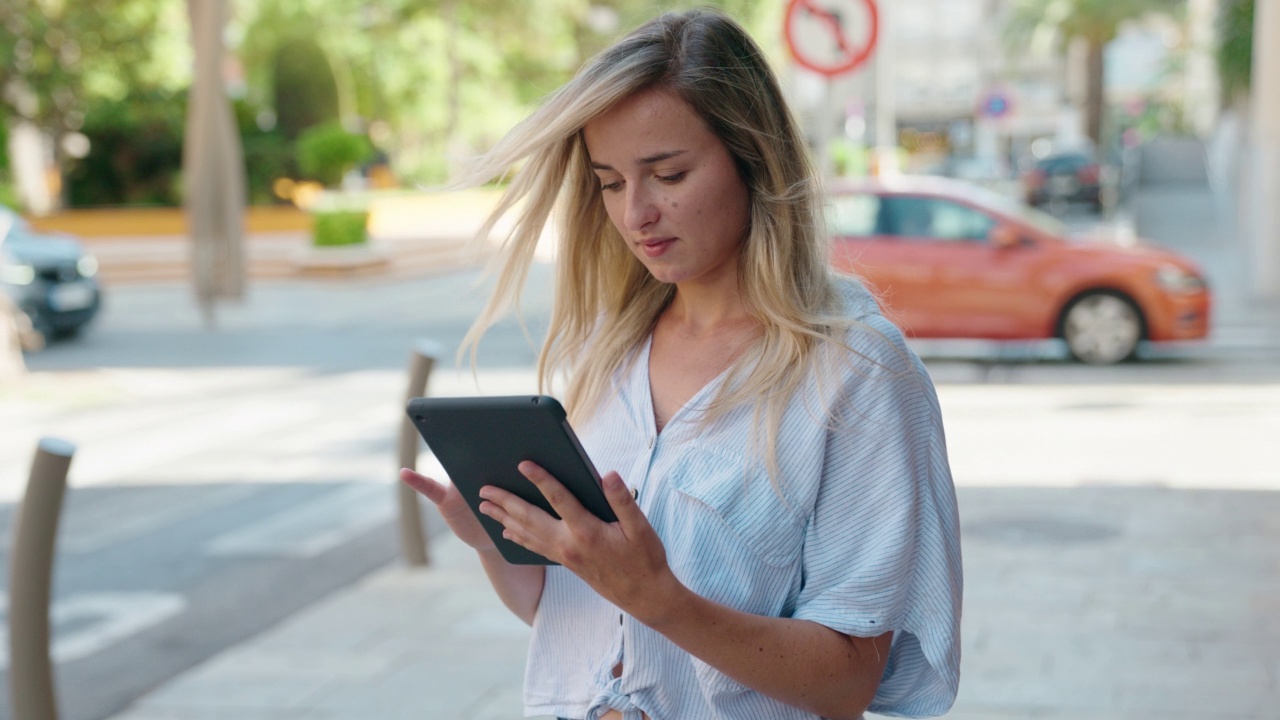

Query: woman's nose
[622,185,660,232]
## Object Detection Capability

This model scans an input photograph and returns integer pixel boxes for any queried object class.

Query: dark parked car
[1023,151,1103,213]
[1,207,102,341]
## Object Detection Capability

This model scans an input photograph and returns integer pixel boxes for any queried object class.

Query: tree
[0,0,173,208]
[1004,0,1184,149]
[231,0,772,185]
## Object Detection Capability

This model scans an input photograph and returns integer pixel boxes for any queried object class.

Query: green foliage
[0,0,173,131]
[272,34,341,140]
[312,209,369,246]
[233,99,298,205]
[829,138,869,178]
[6,0,779,207]
[65,90,186,206]
[1005,0,1184,46]
[60,93,294,208]
[1217,0,1253,101]
[231,0,776,186]
[296,122,374,187]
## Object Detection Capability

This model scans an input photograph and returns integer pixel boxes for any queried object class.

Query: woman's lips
[638,237,676,258]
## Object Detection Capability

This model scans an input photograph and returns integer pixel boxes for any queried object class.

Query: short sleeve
[791,315,962,717]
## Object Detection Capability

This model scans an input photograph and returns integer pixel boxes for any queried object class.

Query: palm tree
[1004,0,1184,149]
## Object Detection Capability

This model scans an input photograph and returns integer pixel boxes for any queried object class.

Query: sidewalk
[106,479,1280,720]
[107,532,553,720]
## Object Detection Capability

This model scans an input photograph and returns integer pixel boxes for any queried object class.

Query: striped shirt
[524,279,962,719]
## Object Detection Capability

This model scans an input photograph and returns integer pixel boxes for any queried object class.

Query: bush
[64,93,295,207]
[312,209,368,246]
[296,122,373,188]
[66,91,186,207]
[272,34,341,141]
[235,99,298,205]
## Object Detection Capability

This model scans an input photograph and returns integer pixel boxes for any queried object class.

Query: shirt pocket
[668,444,806,568]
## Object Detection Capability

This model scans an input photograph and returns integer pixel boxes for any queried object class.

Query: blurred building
[787,0,1210,178]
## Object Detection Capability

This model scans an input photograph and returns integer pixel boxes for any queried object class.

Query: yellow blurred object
[270,177,326,209]
[25,205,310,236]
[367,164,398,190]
[290,181,325,210]
[272,177,296,201]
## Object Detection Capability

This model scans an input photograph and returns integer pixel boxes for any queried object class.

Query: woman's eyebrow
[590,149,688,171]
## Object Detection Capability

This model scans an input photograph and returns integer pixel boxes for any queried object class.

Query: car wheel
[1061,292,1143,365]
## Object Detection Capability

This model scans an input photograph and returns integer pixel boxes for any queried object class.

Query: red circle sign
[784,0,879,77]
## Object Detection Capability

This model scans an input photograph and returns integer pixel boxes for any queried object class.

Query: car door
[828,192,940,335]
[891,196,1046,338]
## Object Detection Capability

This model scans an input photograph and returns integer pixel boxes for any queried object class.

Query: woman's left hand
[477,462,678,623]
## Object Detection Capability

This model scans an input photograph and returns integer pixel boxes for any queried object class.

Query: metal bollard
[398,340,441,566]
[9,437,74,720]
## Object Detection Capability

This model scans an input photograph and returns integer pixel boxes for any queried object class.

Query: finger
[477,489,559,560]
[518,461,594,525]
[478,484,558,534]
[400,468,448,505]
[601,471,648,535]
[499,522,556,562]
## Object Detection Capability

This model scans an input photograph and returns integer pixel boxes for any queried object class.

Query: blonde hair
[458,9,883,476]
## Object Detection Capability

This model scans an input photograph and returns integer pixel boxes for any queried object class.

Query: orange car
[828,176,1211,364]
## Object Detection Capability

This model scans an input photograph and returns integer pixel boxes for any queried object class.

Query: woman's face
[583,87,750,288]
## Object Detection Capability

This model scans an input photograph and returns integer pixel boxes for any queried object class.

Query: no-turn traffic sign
[784,0,879,77]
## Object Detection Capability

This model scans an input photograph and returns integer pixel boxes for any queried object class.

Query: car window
[882,196,994,242]
[931,199,996,240]
[828,193,880,237]
[1039,154,1090,174]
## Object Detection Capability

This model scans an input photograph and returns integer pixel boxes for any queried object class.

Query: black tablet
[405,395,616,565]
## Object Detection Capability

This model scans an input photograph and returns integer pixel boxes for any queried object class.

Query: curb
[81,233,485,285]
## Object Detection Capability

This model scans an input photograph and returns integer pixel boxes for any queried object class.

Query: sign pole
[816,77,837,180]
[872,0,896,176]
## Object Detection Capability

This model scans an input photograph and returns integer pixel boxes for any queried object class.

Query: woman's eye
[600,180,622,192]
[657,172,686,184]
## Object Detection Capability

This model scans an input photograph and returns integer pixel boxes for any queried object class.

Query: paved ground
[91,369,1280,720]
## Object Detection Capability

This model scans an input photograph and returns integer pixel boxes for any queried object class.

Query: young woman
[401,9,961,720]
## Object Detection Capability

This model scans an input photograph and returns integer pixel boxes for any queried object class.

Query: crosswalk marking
[0,592,186,668]
[203,483,394,558]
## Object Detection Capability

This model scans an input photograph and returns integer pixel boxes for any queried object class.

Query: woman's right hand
[399,468,496,553]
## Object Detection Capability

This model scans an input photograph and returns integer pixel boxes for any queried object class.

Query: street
[2,261,1279,719]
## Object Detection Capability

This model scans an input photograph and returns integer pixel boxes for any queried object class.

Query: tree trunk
[184,0,248,328]
[1085,37,1106,151]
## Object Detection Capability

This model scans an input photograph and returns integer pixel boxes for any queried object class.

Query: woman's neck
[664,281,753,337]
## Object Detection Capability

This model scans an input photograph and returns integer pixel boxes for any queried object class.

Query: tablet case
[405,395,617,565]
